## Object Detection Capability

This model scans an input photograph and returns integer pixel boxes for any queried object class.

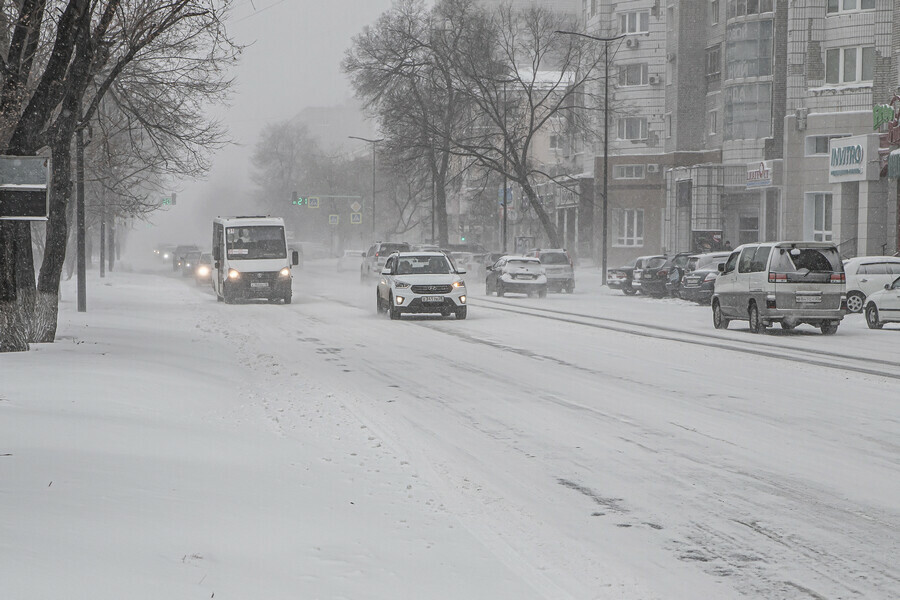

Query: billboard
[0,156,50,220]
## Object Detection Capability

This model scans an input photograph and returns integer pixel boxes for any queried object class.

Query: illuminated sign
[292,196,320,207]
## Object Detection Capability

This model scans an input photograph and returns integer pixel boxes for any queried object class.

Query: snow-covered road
[2,259,898,599]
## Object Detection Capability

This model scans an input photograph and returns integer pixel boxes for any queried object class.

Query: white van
[212,216,299,304]
[712,241,846,334]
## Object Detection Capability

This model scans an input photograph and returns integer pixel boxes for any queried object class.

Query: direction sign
[328,214,339,225]
[350,200,362,213]
[350,212,362,225]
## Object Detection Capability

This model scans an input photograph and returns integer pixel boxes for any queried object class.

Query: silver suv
[712,242,846,334]
[360,241,410,280]
[524,248,574,293]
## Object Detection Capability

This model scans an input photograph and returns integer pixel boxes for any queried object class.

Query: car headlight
[394,281,411,289]
[185,263,191,268]
[704,272,718,282]
[452,280,466,288]
[197,266,210,276]
[279,267,290,277]
[163,253,170,259]
[228,269,240,279]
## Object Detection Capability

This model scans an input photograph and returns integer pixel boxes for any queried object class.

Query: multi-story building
[584,0,898,268]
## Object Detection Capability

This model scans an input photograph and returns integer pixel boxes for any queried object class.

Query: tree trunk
[434,160,449,247]
[520,177,560,247]
[32,138,74,343]
[0,221,29,352]
[108,217,115,272]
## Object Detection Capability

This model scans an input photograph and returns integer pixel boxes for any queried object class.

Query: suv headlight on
[452,280,466,288]
[279,267,290,277]
[394,281,411,289]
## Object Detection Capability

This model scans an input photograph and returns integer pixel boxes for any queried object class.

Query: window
[726,20,773,79]
[619,10,650,33]
[617,117,648,140]
[805,134,849,156]
[614,209,644,246]
[711,0,720,25]
[738,246,756,273]
[827,0,875,14]
[707,45,721,77]
[739,213,759,245]
[613,164,646,179]
[749,246,771,272]
[665,113,672,138]
[709,110,718,134]
[809,193,833,241]
[825,46,875,84]
[727,0,774,19]
[723,251,739,274]
[667,6,675,31]
[618,63,649,87]
[549,135,561,150]
[724,82,772,140]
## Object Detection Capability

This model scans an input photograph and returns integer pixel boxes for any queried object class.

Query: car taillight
[830,273,845,283]
[768,272,787,283]
[766,296,777,309]
[657,269,667,277]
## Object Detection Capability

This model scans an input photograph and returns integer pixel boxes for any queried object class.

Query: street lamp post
[348,136,384,235]
[555,30,624,285]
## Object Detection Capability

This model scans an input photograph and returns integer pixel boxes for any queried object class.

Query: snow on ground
[1,255,898,600]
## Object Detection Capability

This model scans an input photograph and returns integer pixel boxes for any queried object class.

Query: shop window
[825,46,875,84]
[739,213,759,245]
[725,20,773,80]
[617,117,648,140]
[613,164,646,179]
[614,208,644,246]
[804,134,850,156]
[827,0,875,14]
[724,82,772,140]
[618,63,649,87]
[808,193,833,241]
[619,10,650,33]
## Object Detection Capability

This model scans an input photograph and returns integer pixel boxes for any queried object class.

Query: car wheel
[820,320,839,335]
[497,283,505,297]
[748,302,766,334]
[376,291,384,314]
[538,288,547,298]
[623,287,637,296]
[216,293,223,303]
[712,300,729,330]
[455,306,467,320]
[780,321,795,331]
[283,293,292,305]
[389,294,401,320]
[866,304,884,329]
[846,291,865,314]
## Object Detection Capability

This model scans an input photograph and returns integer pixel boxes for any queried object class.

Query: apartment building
[584,0,898,268]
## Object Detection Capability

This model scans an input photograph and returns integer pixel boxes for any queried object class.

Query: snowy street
[2,260,898,600]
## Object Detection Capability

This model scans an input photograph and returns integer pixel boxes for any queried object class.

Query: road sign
[0,156,50,220]
[329,214,339,225]
[309,196,320,208]
[350,200,362,213]
[350,212,362,225]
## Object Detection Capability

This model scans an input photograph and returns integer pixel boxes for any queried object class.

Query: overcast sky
[142,0,395,246]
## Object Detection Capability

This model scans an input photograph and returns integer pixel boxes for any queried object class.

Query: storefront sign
[829,134,878,183]
[746,161,773,188]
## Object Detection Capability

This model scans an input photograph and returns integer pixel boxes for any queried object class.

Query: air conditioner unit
[648,75,659,85]
[626,37,640,48]
[647,164,660,173]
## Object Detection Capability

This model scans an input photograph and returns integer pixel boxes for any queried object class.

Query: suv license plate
[796,295,821,303]
[250,282,269,288]
[422,296,443,303]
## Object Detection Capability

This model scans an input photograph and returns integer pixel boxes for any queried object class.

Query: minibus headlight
[228,269,240,279]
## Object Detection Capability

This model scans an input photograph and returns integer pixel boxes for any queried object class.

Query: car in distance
[172,244,199,271]
[337,249,365,272]
[607,257,638,295]
[679,252,731,304]
[194,252,213,286]
[631,255,667,296]
[486,255,547,297]
[181,250,202,277]
[524,248,574,293]
[361,241,411,280]
[864,275,900,328]
[712,242,846,335]
[661,252,696,298]
[376,252,467,320]
[842,256,900,313]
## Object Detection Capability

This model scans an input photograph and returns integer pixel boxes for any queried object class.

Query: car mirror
[381,268,392,275]
[361,252,367,257]
[886,284,891,290]
[718,263,725,273]
[213,247,221,261]
[214,261,220,270]
[292,251,299,266]
[457,270,467,275]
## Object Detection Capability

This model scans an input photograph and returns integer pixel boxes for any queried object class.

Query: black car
[679,252,731,304]
[607,258,638,295]
[172,244,199,271]
[661,252,696,297]
[632,255,668,297]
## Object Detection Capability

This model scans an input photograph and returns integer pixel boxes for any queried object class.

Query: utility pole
[99,189,106,279]
[502,80,508,254]
[555,30,625,284]
[76,127,86,312]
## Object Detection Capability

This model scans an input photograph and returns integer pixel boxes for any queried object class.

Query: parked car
[486,255,547,297]
[361,241,411,280]
[607,258,638,295]
[172,244,199,271]
[712,242,846,335]
[524,248,574,293]
[842,256,900,313]
[631,255,667,296]
[376,252,467,320]
[411,243,442,252]
[181,250,202,277]
[194,252,213,286]
[661,252,696,297]
[337,249,365,272]
[864,275,900,329]
[679,252,731,304]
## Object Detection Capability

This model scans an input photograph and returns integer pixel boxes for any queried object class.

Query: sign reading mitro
[828,134,878,183]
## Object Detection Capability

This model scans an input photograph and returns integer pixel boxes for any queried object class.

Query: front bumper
[225,274,291,298]
[392,289,466,312]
